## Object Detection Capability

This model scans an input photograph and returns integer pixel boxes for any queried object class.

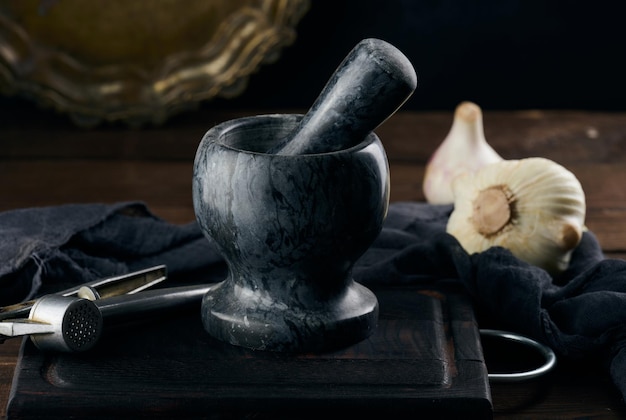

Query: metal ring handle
[480,329,557,383]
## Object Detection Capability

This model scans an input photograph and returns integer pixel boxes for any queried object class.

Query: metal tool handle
[480,329,557,383]
[0,265,167,321]
[94,284,214,322]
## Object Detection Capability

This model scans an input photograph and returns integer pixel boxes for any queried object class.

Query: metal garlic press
[0,265,214,353]
[0,264,168,322]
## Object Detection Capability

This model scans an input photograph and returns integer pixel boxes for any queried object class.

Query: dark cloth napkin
[1,201,625,403]
[0,202,226,303]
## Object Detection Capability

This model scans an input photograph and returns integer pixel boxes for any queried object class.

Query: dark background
[1,0,625,125]
[217,0,626,112]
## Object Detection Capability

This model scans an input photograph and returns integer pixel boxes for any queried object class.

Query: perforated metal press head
[28,295,103,352]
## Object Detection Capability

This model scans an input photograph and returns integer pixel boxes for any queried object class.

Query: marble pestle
[268,38,418,155]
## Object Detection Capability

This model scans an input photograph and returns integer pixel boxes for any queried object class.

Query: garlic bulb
[423,101,502,204]
[422,101,502,204]
[446,157,586,275]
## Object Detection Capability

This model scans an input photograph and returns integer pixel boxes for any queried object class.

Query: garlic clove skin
[423,101,503,205]
[446,157,586,276]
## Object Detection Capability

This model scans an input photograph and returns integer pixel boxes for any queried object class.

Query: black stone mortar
[192,114,389,352]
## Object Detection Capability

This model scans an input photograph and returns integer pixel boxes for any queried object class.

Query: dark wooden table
[1,106,626,418]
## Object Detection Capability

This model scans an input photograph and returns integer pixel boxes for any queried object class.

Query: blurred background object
[0,0,624,128]
[0,0,311,127]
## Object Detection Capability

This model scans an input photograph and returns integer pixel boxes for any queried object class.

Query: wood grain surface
[6,286,493,419]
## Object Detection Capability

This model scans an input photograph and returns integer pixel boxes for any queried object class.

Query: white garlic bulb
[423,101,502,204]
[446,157,586,275]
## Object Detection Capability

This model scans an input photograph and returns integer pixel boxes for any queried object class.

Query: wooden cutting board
[6,282,492,419]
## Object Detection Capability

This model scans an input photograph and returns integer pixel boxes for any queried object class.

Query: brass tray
[0,0,310,126]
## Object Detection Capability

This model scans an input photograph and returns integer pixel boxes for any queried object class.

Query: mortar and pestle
[192,38,417,352]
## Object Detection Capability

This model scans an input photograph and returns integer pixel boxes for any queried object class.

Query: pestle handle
[268,38,417,155]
